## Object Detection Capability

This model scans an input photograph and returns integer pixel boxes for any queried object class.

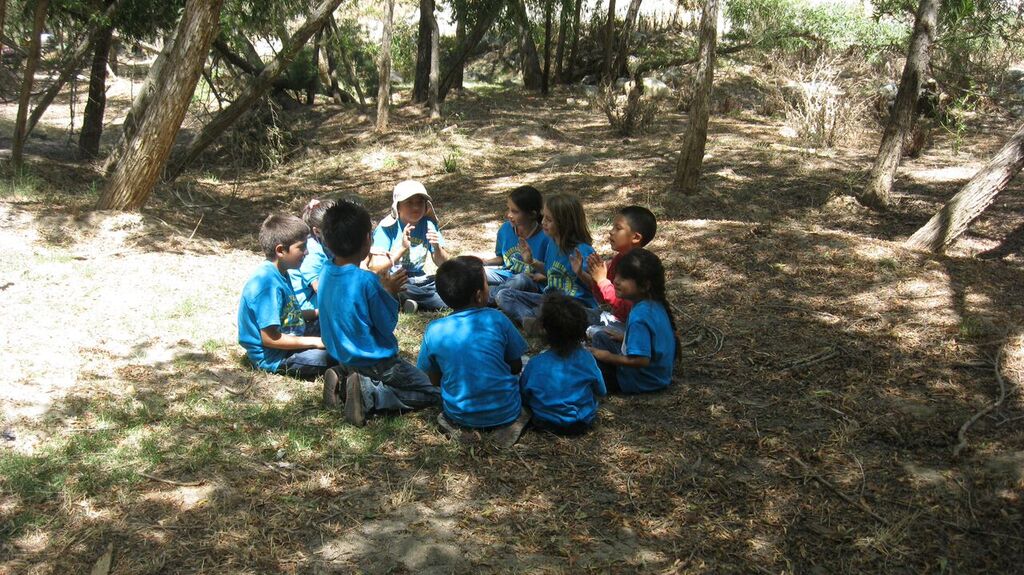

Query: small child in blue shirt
[237,214,335,378]
[289,198,336,312]
[481,185,552,300]
[417,256,531,448]
[589,249,680,394]
[318,200,440,427]
[520,293,606,435]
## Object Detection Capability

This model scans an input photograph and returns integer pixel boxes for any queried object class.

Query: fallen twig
[780,347,839,371]
[953,346,1009,457]
[139,472,203,487]
[785,454,889,525]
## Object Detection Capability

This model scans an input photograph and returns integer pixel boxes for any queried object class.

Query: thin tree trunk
[165,0,344,181]
[78,23,114,159]
[554,0,568,82]
[452,10,465,91]
[613,0,642,77]
[428,4,440,119]
[322,26,353,103]
[317,27,342,103]
[11,0,48,169]
[542,0,552,94]
[566,0,582,82]
[860,0,940,210]
[672,0,718,195]
[905,123,1024,252]
[307,31,321,105]
[96,0,224,211]
[336,35,365,106]
[601,0,616,83]
[439,0,503,100]
[509,0,542,90]
[412,0,433,103]
[376,0,395,131]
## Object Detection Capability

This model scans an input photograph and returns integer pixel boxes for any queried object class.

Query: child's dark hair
[436,256,485,310]
[545,193,592,253]
[619,205,657,247]
[321,200,371,258]
[259,214,309,260]
[615,248,681,359]
[509,185,543,225]
[302,198,337,230]
[540,293,588,357]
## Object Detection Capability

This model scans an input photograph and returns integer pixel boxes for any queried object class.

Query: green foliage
[442,148,461,173]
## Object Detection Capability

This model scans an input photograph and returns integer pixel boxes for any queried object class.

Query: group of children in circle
[237,179,678,446]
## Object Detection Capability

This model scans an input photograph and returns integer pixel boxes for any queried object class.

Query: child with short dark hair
[589,249,679,394]
[237,214,334,378]
[417,256,531,448]
[318,200,440,426]
[520,293,606,435]
[290,198,337,311]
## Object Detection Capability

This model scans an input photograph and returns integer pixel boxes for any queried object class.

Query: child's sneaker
[402,298,419,314]
[322,366,344,409]
[491,407,531,449]
[344,372,366,427]
[437,412,480,444]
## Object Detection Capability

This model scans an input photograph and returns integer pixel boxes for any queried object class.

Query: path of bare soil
[1,79,1023,573]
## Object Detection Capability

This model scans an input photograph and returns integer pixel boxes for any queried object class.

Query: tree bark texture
[452,10,465,90]
[96,0,224,211]
[440,1,503,99]
[509,0,542,90]
[566,0,582,82]
[860,0,940,210]
[542,0,552,94]
[12,0,49,168]
[613,0,642,78]
[672,0,718,195]
[78,23,114,159]
[554,0,568,82]
[601,0,616,82]
[307,31,321,105]
[376,0,395,131]
[165,0,344,181]
[905,123,1024,252]
[412,0,433,103]
[428,3,441,119]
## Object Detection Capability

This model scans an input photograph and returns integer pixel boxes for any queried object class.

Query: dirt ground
[1,70,1023,574]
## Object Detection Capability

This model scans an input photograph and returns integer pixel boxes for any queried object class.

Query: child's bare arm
[589,348,650,368]
[301,309,318,323]
[261,326,325,351]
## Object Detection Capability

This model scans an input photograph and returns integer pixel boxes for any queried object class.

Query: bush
[770,57,868,148]
[598,82,658,136]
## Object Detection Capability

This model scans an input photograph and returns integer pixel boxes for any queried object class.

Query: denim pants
[486,269,536,304]
[349,356,440,416]
[280,349,336,379]
[402,275,447,311]
[495,288,545,324]
[590,329,621,393]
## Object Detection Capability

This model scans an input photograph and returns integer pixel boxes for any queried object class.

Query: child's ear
[274,243,287,258]
[631,232,644,246]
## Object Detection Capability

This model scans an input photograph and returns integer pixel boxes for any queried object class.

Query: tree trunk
[428,4,441,119]
[566,0,582,82]
[165,0,345,181]
[307,31,321,105]
[601,0,616,83]
[12,0,48,168]
[613,0,642,77]
[376,0,395,131]
[96,0,223,211]
[78,23,114,159]
[440,0,503,100]
[336,35,365,106]
[509,0,542,90]
[860,0,940,210]
[452,9,465,91]
[554,0,568,83]
[412,0,433,103]
[672,0,718,195]
[542,0,552,94]
[905,123,1024,252]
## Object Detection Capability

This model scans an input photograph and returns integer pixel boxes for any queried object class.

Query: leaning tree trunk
[860,0,940,210]
[96,0,224,211]
[905,123,1024,252]
[566,0,582,82]
[412,0,433,103]
[672,0,718,195]
[428,2,441,119]
[509,0,543,90]
[376,0,395,131]
[439,0,503,100]
[613,0,642,78]
[165,0,345,181]
[601,0,616,83]
[79,23,114,159]
[542,0,552,94]
[11,0,49,169]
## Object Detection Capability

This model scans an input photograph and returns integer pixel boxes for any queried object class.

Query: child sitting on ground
[417,256,531,448]
[290,198,336,312]
[368,180,449,313]
[237,214,335,378]
[480,185,551,299]
[520,293,606,436]
[589,249,680,394]
[318,200,440,426]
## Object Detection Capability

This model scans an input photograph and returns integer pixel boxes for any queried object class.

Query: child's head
[609,205,657,252]
[259,214,309,267]
[613,248,664,301]
[540,293,588,357]
[302,198,337,237]
[322,200,372,259]
[542,193,592,252]
[507,185,543,229]
[436,256,488,310]
[391,180,433,225]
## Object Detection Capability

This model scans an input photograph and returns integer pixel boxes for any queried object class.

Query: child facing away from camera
[496,193,598,327]
[289,198,336,312]
[520,293,606,436]
[480,185,551,300]
[317,200,440,427]
[576,205,657,338]
[589,249,680,394]
[367,180,450,313]
[417,256,532,448]
[237,214,336,378]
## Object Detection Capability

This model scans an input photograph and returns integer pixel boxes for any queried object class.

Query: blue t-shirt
[289,235,332,310]
[318,263,399,367]
[417,307,528,428]
[237,261,305,372]
[372,217,444,277]
[616,300,676,393]
[521,347,605,427]
[543,241,597,308]
[492,222,552,279]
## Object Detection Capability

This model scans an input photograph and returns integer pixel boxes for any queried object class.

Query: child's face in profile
[506,199,534,232]
[541,206,558,239]
[608,215,640,253]
[612,274,643,301]
[277,238,308,270]
[397,195,428,224]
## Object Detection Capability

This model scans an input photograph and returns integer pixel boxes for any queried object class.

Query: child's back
[616,299,675,393]
[318,263,398,367]
[521,347,605,428]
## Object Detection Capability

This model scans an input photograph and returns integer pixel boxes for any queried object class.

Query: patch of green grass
[442,149,461,173]
[958,315,994,339]
[0,167,43,200]
[171,297,205,319]
[877,257,901,273]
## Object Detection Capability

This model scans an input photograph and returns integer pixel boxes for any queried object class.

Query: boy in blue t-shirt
[237,214,335,378]
[521,293,606,435]
[289,198,336,312]
[417,256,531,448]
[318,200,440,427]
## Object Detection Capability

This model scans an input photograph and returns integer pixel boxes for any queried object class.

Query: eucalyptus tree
[672,0,719,195]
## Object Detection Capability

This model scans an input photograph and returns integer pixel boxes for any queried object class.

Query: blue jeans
[348,356,440,416]
[590,329,621,393]
[496,288,545,324]
[486,269,536,304]
[280,349,336,379]
[403,275,447,311]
